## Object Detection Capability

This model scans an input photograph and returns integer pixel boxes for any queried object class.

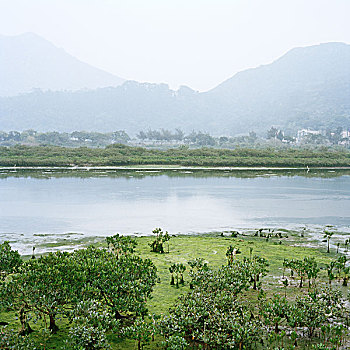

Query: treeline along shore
[0,144,350,167]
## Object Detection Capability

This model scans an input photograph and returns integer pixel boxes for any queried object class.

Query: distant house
[341,130,350,138]
[339,130,350,146]
[296,129,321,143]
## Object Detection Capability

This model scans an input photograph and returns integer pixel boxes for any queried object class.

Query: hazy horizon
[1,0,349,91]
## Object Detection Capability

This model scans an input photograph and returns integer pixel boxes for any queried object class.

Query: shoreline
[4,225,350,257]
[1,165,350,171]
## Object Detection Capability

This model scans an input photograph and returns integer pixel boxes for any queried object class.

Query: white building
[341,130,350,138]
[296,129,321,143]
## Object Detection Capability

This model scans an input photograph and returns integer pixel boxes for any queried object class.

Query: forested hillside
[0,42,349,134]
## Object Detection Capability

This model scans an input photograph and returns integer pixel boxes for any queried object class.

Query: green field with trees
[1,144,350,167]
[1,229,349,349]
[1,127,349,148]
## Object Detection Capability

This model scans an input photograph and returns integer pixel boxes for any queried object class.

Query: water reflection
[0,169,349,254]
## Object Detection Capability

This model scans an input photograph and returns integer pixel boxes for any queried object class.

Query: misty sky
[0,0,349,91]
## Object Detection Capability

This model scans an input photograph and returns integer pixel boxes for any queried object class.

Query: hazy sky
[0,0,349,91]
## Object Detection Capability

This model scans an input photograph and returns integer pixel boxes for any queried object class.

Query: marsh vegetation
[1,229,349,349]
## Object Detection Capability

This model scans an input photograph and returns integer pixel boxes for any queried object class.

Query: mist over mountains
[0,33,124,96]
[0,34,349,135]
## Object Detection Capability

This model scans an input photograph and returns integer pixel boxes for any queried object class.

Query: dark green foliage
[160,290,262,349]
[122,317,154,350]
[149,228,170,254]
[333,255,349,286]
[1,251,83,333]
[187,258,208,272]
[294,288,345,338]
[246,255,269,290]
[64,299,117,350]
[0,130,130,147]
[260,294,290,334]
[169,263,186,288]
[0,236,349,349]
[283,257,319,288]
[106,234,137,259]
[0,241,22,279]
[225,245,241,265]
[0,326,42,349]
[160,252,270,348]
[162,335,187,350]
[0,244,157,337]
[73,247,157,319]
[1,144,350,167]
[323,229,335,253]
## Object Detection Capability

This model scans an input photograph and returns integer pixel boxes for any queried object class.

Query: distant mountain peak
[210,41,350,95]
[0,41,349,135]
[0,32,125,96]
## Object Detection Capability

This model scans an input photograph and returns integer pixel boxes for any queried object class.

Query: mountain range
[0,33,349,135]
[0,32,124,96]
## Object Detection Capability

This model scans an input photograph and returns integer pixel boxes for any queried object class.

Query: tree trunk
[49,314,59,333]
[19,307,33,336]
[275,323,279,333]
[115,310,127,320]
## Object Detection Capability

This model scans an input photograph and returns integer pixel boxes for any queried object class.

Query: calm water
[0,169,349,253]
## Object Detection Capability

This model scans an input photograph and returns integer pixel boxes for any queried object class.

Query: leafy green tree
[323,229,335,253]
[162,335,187,350]
[106,233,137,259]
[303,257,320,289]
[225,245,241,265]
[73,247,157,320]
[281,278,288,297]
[284,257,318,288]
[245,255,269,290]
[0,241,22,280]
[325,261,336,285]
[334,255,349,286]
[169,265,175,286]
[0,279,33,335]
[267,127,278,139]
[169,263,186,288]
[3,252,83,333]
[188,258,208,272]
[260,294,289,333]
[161,290,261,349]
[123,317,154,350]
[0,326,42,350]
[178,263,186,285]
[294,288,345,338]
[190,256,264,296]
[64,299,117,350]
[149,228,171,254]
[188,258,208,289]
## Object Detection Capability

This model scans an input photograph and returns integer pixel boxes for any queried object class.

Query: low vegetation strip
[0,144,350,167]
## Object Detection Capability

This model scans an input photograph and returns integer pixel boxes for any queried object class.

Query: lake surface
[0,169,349,253]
